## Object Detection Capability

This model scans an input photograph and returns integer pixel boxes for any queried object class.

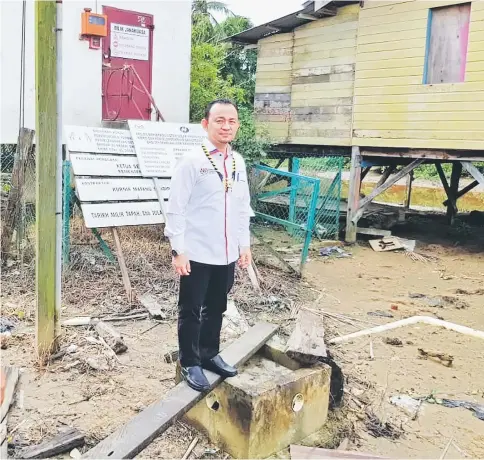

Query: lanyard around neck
[201,144,236,192]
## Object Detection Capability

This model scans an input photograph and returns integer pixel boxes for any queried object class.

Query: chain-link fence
[249,156,343,276]
[1,133,37,267]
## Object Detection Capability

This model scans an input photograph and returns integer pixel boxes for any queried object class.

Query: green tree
[192,1,233,25]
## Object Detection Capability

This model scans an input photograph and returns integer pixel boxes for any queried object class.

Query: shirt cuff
[169,234,185,254]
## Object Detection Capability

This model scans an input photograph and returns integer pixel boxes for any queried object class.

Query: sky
[215,0,305,27]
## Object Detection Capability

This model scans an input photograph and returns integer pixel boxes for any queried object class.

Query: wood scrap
[382,337,403,347]
[94,321,128,354]
[19,427,85,459]
[138,293,167,320]
[0,366,19,422]
[285,309,327,365]
[83,322,278,459]
[290,444,388,459]
[181,437,199,460]
[418,348,454,367]
[164,350,179,364]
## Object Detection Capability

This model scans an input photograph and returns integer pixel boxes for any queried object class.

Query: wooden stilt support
[447,162,462,225]
[345,146,362,243]
[111,228,133,303]
[461,161,484,187]
[435,162,457,216]
[404,170,414,209]
[443,180,479,207]
[35,0,59,355]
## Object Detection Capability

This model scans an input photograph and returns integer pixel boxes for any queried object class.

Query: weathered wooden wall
[254,4,359,146]
[255,33,294,143]
[352,0,484,150]
[290,4,359,146]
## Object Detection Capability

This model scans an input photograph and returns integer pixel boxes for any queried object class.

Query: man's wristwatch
[171,249,180,257]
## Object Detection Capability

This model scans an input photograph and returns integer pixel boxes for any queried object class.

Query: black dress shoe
[181,365,210,392]
[202,355,237,377]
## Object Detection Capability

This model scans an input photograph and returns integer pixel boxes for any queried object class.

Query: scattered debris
[454,288,484,295]
[138,293,168,320]
[19,427,85,459]
[50,344,79,362]
[369,237,404,252]
[364,410,402,439]
[390,394,423,419]
[290,444,388,459]
[1,367,20,457]
[285,309,327,365]
[367,311,394,319]
[418,348,454,367]
[426,397,484,422]
[164,350,179,364]
[319,246,351,258]
[408,293,469,309]
[94,320,128,355]
[0,318,15,334]
[181,437,199,460]
[383,337,403,347]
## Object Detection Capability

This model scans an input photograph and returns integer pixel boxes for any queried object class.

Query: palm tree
[192,0,234,25]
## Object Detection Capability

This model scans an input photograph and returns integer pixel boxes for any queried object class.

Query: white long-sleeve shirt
[164,139,251,266]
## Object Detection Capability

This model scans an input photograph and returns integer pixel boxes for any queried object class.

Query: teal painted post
[335,158,343,239]
[91,228,116,263]
[62,161,71,265]
[289,158,300,227]
[301,179,320,273]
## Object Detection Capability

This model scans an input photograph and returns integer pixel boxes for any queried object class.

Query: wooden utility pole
[35,0,59,355]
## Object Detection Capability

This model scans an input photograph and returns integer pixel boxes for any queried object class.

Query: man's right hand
[173,254,191,276]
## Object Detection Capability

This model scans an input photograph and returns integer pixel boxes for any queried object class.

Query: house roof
[228,1,359,45]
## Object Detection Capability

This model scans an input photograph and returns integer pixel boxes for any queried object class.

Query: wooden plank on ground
[0,367,19,422]
[94,321,128,355]
[290,444,388,459]
[286,309,327,365]
[83,322,278,459]
[138,293,167,320]
[111,228,133,303]
[19,427,84,459]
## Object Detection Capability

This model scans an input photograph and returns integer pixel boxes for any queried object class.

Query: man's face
[202,103,240,145]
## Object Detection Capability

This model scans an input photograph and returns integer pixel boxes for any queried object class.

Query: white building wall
[0,0,192,144]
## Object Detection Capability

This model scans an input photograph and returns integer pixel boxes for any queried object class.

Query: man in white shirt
[164,99,252,392]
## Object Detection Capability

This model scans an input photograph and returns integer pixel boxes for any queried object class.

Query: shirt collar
[203,138,232,157]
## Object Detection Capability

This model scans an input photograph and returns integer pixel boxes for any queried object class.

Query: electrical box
[81,8,107,37]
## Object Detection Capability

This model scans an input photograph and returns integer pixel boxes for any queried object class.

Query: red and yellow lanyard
[201,144,236,193]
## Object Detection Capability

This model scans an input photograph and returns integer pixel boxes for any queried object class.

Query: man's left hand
[238,248,252,269]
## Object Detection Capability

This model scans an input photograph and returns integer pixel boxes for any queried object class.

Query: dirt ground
[1,216,483,459]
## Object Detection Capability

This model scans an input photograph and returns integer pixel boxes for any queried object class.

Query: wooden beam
[286,309,327,365]
[461,161,484,187]
[83,322,278,459]
[35,0,59,355]
[357,159,425,212]
[361,149,484,162]
[435,163,457,214]
[360,167,371,182]
[404,171,414,209]
[20,428,84,459]
[345,146,362,243]
[1,128,35,264]
[443,180,479,206]
[447,162,462,224]
[111,228,133,303]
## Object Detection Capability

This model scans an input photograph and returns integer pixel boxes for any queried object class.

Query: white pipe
[328,316,484,345]
[55,0,63,339]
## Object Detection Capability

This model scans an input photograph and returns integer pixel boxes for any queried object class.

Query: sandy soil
[1,218,483,459]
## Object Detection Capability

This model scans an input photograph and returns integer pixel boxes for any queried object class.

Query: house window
[424,3,471,84]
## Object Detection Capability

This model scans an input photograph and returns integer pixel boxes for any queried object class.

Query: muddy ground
[1,216,483,459]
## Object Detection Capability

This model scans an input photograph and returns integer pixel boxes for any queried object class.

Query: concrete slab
[183,355,331,459]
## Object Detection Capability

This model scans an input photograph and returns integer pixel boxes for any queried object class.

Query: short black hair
[204,99,238,120]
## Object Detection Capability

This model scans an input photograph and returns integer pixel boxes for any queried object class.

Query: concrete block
[260,334,301,371]
[183,356,331,459]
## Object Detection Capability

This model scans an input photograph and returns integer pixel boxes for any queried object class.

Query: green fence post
[301,179,320,273]
[62,160,71,265]
[289,157,300,228]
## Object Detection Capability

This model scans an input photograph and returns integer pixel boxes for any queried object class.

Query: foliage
[232,107,272,166]
[190,1,270,163]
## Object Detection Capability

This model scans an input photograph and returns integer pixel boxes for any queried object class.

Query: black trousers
[178,260,236,367]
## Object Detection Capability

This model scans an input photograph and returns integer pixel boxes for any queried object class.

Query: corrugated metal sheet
[228,1,359,44]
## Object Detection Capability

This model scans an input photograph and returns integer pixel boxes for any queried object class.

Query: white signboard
[82,201,164,228]
[111,23,149,61]
[128,121,206,177]
[76,178,170,202]
[65,126,135,154]
[70,153,141,177]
